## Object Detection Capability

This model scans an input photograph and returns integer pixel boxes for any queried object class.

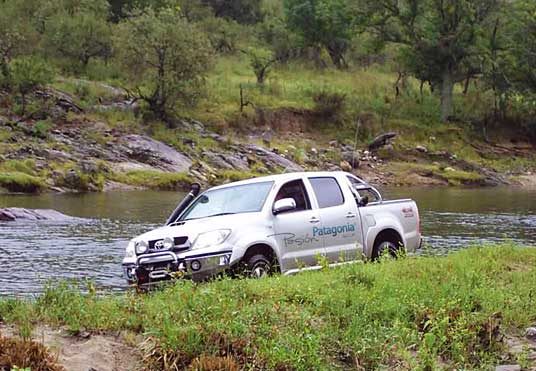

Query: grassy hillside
[1,245,536,370]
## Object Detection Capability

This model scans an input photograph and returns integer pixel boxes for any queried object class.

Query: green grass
[112,170,193,191]
[1,245,535,370]
[388,162,485,186]
[0,172,45,193]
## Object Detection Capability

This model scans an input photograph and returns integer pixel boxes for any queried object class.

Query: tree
[44,0,112,67]
[202,0,264,24]
[9,56,54,115]
[243,48,277,85]
[115,8,214,121]
[284,0,354,69]
[361,0,502,122]
[0,2,38,82]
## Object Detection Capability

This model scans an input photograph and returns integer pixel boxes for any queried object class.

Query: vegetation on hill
[1,245,535,369]
[0,0,534,193]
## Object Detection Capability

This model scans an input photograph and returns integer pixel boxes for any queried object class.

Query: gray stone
[0,208,75,222]
[122,135,192,172]
[526,327,536,340]
[245,144,303,172]
[416,145,428,153]
[495,365,521,371]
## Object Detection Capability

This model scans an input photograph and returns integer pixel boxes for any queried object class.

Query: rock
[78,160,99,174]
[329,140,338,147]
[0,208,75,222]
[340,160,353,172]
[368,132,397,152]
[526,327,536,340]
[245,144,303,172]
[261,130,273,146]
[310,148,318,156]
[416,145,428,153]
[202,151,249,171]
[495,365,521,371]
[444,167,456,172]
[122,135,192,173]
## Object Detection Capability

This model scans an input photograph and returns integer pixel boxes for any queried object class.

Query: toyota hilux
[122,171,422,286]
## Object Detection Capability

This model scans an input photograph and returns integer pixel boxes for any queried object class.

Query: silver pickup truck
[122,171,421,286]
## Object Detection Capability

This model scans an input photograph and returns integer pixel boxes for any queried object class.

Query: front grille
[147,236,189,252]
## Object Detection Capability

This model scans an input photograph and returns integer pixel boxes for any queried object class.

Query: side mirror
[273,198,297,215]
[359,196,369,207]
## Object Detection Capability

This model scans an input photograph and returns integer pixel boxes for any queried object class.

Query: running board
[284,259,363,276]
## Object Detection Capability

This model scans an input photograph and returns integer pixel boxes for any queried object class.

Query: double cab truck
[122,171,422,286]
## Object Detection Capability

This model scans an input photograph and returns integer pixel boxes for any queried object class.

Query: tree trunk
[21,93,26,116]
[440,69,454,123]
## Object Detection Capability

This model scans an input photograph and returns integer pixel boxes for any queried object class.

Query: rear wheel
[372,240,401,261]
[243,254,272,278]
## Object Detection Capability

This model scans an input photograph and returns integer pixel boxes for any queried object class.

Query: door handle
[309,217,320,224]
[346,212,357,219]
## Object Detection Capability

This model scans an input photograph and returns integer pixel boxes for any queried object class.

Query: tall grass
[1,245,535,370]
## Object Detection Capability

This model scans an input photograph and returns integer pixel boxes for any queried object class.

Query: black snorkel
[165,182,202,225]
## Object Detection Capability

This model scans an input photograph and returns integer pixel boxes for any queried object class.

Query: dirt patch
[255,107,314,132]
[0,325,142,371]
[515,174,536,189]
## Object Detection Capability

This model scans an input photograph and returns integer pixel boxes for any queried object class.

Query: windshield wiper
[206,212,236,218]
[182,212,236,222]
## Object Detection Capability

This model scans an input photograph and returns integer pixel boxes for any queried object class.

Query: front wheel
[243,254,273,278]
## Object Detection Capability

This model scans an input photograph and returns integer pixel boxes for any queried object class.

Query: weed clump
[0,335,64,371]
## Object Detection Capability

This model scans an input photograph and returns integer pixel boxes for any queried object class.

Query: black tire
[372,240,400,261]
[243,254,272,278]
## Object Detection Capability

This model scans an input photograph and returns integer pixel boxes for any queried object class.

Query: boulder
[202,151,249,171]
[122,135,192,173]
[245,144,303,172]
[340,160,353,172]
[526,327,536,341]
[0,208,75,222]
[416,145,428,153]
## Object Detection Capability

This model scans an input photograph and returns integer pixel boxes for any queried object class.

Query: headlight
[125,240,135,258]
[135,240,148,254]
[192,229,231,250]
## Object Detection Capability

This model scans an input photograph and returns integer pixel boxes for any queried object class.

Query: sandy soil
[0,325,142,371]
[515,174,536,189]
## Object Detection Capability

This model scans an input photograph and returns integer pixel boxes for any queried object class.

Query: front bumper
[123,249,233,286]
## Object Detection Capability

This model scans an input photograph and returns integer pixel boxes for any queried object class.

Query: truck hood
[133,212,262,244]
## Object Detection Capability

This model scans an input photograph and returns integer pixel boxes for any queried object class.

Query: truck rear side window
[309,177,344,208]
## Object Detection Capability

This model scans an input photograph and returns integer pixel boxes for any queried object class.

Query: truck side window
[275,180,311,212]
[309,177,344,208]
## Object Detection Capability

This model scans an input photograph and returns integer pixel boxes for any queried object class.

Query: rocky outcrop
[244,144,303,172]
[0,208,75,222]
[120,135,192,173]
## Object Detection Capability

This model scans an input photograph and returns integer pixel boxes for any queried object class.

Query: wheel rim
[251,262,269,278]
[378,242,397,258]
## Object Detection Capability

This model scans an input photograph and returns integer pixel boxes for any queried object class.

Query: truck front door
[307,176,362,263]
[271,179,324,271]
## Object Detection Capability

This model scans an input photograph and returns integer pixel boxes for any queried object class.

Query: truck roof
[208,171,368,191]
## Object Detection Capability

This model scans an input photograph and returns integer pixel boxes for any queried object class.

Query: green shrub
[0,172,44,193]
[32,120,53,139]
[113,170,192,190]
[312,90,346,120]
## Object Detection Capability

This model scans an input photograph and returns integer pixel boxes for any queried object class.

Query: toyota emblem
[154,240,164,249]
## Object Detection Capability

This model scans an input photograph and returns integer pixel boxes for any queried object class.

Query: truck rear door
[307,176,363,263]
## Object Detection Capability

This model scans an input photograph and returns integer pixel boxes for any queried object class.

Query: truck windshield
[180,181,274,221]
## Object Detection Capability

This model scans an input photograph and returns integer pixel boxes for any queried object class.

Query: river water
[1,187,535,295]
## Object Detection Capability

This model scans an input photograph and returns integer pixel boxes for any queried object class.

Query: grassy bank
[1,245,535,370]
